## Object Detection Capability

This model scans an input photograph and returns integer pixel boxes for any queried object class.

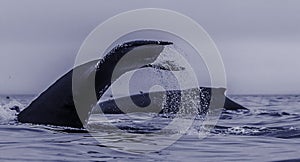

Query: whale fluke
[18,41,172,128]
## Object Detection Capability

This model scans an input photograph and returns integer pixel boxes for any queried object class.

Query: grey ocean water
[0,95,299,161]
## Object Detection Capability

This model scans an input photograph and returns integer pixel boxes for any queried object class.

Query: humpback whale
[17,40,246,128]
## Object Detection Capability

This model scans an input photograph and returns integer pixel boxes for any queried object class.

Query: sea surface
[0,95,299,161]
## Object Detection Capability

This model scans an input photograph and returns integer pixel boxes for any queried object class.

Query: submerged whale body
[17,40,246,128]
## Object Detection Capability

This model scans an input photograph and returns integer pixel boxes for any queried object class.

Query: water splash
[0,99,23,124]
[151,45,186,71]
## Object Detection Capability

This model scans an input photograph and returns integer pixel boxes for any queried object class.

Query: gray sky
[0,0,300,95]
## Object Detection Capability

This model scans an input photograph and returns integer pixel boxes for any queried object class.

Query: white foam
[0,99,23,123]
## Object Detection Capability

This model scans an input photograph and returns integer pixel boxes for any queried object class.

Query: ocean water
[0,95,299,161]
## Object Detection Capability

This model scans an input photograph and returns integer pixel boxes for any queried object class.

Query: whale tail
[18,41,173,128]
